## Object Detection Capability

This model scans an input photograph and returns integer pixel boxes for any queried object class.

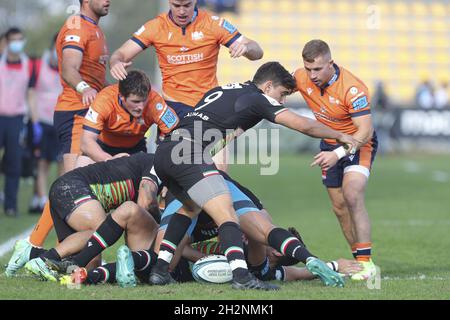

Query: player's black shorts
[49,173,97,242]
[154,138,219,204]
[97,138,147,156]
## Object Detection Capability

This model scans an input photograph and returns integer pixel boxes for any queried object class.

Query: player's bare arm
[311,115,374,170]
[275,110,359,147]
[80,129,113,162]
[61,48,97,106]
[137,179,160,216]
[229,36,263,60]
[109,40,143,80]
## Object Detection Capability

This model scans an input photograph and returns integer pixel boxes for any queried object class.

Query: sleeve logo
[135,26,145,36]
[221,20,237,34]
[65,35,81,43]
[352,96,369,110]
[85,107,99,123]
[161,108,178,128]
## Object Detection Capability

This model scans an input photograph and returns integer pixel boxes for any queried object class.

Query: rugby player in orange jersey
[294,40,378,281]
[23,0,110,253]
[80,70,179,163]
[110,0,263,171]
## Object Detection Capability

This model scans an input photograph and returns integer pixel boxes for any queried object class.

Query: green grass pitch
[1,153,449,300]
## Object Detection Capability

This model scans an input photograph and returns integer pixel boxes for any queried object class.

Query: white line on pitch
[0,227,34,258]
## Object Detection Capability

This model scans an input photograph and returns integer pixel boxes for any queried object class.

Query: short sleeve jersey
[83,84,179,148]
[294,64,371,144]
[131,9,242,107]
[174,81,288,154]
[55,14,109,111]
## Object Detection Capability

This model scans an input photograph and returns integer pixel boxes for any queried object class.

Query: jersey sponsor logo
[329,96,340,105]
[166,52,204,65]
[161,108,178,128]
[65,35,81,43]
[186,111,209,121]
[135,25,145,36]
[352,96,369,110]
[180,46,189,52]
[191,31,204,41]
[221,20,237,34]
[85,107,99,123]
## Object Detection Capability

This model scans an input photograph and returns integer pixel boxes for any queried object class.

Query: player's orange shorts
[54,109,88,155]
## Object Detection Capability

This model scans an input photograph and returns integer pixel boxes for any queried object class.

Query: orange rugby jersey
[83,84,179,148]
[56,14,109,111]
[294,64,372,144]
[131,9,242,107]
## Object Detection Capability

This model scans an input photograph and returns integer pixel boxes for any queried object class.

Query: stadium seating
[216,0,449,104]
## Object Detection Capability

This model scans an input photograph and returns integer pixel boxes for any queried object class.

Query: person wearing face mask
[0,27,39,217]
[28,34,64,214]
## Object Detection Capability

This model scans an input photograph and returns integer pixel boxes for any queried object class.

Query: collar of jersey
[320,63,340,95]
[246,81,262,93]
[168,7,199,29]
[80,14,98,25]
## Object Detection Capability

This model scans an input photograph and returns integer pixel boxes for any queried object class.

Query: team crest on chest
[191,31,204,41]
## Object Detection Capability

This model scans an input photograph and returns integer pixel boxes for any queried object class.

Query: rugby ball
[192,255,232,284]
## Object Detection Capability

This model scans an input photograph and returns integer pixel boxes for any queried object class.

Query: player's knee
[342,190,362,209]
[117,201,140,221]
[332,200,348,218]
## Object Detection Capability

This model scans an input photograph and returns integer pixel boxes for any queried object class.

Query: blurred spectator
[434,81,449,109]
[0,33,6,56]
[372,81,389,110]
[0,27,38,217]
[28,34,63,214]
[198,0,239,13]
[415,80,434,109]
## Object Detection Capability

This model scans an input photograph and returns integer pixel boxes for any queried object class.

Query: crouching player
[5,152,161,280]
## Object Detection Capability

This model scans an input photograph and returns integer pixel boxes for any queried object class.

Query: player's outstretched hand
[336,259,363,276]
[110,61,132,81]
[82,88,98,107]
[311,151,339,170]
[229,40,248,58]
[337,133,360,154]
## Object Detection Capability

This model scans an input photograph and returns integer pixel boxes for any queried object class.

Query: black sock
[40,248,61,261]
[73,215,124,267]
[134,250,158,283]
[86,263,116,285]
[133,249,157,272]
[30,247,47,259]
[218,221,248,280]
[154,214,191,272]
[268,228,316,264]
[249,257,271,280]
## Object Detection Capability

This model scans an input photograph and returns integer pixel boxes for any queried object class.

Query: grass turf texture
[1,153,449,299]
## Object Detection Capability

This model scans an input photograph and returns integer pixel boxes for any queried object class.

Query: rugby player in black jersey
[21,152,162,281]
[151,62,359,290]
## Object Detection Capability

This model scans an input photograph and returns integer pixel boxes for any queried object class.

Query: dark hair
[119,70,151,99]
[252,62,296,91]
[5,27,23,41]
[302,39,331,63]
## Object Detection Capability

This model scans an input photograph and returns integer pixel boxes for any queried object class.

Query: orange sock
[29,202,54,247]
[355,242,372,262]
